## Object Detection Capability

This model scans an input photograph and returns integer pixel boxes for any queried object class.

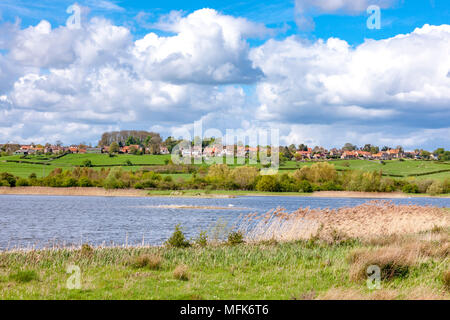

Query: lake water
[0,195,449,249]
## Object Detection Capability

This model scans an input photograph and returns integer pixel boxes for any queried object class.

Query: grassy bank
[0,230,448,300]
[0,202,448,300]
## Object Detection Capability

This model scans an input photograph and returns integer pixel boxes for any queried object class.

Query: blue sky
[1,0,448,43]
[0,1,449,149]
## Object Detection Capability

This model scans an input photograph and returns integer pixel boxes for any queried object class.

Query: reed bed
[241,201,449,242]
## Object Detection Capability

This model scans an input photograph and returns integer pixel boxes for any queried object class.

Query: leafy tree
[109,142,119,154]
[231,166,259,190]
[255,175,280,192]
[342,143,356,151]
[165,224,190,248]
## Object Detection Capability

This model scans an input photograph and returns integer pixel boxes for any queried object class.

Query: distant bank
[1,186,449,199]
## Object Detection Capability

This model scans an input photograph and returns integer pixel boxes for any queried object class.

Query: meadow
[0,202,448,300]
[1,153,449,182]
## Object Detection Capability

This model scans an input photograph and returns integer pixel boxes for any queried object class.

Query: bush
[194,231,208,247]
[82,159,93,167]
[256,175,280,192]
[231,166,259,190]
[0,172,16,187]
[417,180,434,193]
[29,173,37,179]
[278,173,298,192]
[297,180,313,193]
[78,176,93,187]
[16,178,29,187]
[165,224,190,248]
[320,181,343,191]
[427,181,444,195]
[125,159,133,166]
[0,180,10,187]
[227,231,244,245]
[63,177,78,187]
[402,183,419,194]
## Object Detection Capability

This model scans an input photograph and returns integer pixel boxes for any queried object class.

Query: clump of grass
[173,264,189,281]
[349,247,415,281]
[227,231,244,245]
[166,224,191,248]
[319,288,398,300]
[431,225,445,234]
[80,243,94,258]
[9,270,38,283]
[444,271,450,291]
[129,254,162,270]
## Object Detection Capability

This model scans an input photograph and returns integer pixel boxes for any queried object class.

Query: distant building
[86,148,102,154]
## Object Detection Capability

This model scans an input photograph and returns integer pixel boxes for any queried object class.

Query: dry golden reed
[129,254,162,270]
[173,264,189,281]
[241,201,449,242]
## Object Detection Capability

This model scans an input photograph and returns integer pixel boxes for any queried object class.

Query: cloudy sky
[0,0,449,149]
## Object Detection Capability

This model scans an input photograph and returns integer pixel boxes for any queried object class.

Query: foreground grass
[0,230,448,300]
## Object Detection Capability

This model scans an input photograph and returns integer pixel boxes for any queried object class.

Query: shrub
[78,176,93,187]
[166,224,190,248]
[402,183,419,194]
[320,181,343,191]
[63,177,78,187]
[29,173,37,179]
[227,231,244,245]
[297,180,313,193]
[16,178,29,187]
[231,166,259,190]
[0,172,16,187]
[417,180,434,193]
[427,181,444,195]
[125,159,133,166]
[194,231,208,247]
[256,175,280,192]
[207,164,231,181]
[173,264,189,281]
[9,270,38,283]
[82,159,93,167]
[129,254,162,270]
[278,173,298,192]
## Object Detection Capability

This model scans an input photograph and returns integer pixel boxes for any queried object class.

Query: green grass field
[0,230,448,300]
[1,154,449,182]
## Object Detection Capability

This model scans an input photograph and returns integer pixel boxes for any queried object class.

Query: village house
[120,145,140,154]
[355,151,372,159]
[159,146,169,154]
[296,148,312,160]
[340,150,358,159]
[387,149,401,159]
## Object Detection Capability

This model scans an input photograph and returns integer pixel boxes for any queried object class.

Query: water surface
[0,195,449,249]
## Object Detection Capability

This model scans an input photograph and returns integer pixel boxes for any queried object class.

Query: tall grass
[240,201,449,242]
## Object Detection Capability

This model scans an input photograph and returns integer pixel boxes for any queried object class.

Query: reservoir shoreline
[1,186,449,199]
